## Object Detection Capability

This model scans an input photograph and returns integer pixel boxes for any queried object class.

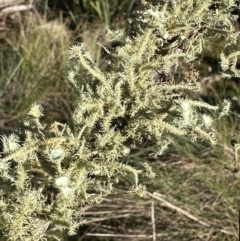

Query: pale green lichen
[0,0,239,240]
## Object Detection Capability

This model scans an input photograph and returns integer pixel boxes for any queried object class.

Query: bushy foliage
[0,0,239,240]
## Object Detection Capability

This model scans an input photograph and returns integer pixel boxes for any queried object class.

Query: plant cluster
[0,0,239,240]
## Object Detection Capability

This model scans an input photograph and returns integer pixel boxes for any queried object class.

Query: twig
[84,214,131,224]
[147,191,234,235]
[85,233,167,239]
[151,200,156,241]
[86,233,149,238]
[2,4,32,13]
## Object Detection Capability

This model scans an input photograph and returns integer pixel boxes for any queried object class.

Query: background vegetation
[0,0,239,240]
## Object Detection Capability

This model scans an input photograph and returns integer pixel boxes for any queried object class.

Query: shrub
[0,0,239,240]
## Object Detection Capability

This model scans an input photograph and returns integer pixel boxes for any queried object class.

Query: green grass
[0,9,76,133]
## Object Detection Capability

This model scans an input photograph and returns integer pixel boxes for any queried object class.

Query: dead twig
[147,191,234,236]
[151,200,156,241]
